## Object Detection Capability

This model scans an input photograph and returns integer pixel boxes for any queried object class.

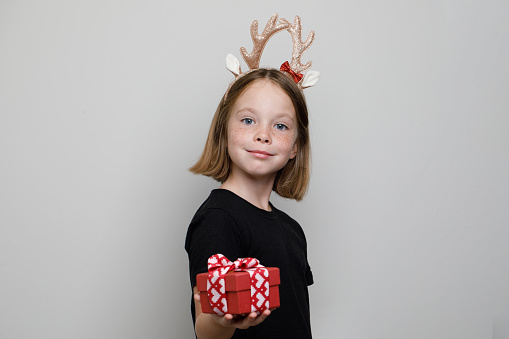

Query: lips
[248,150,273,156]
[248,150,274,159]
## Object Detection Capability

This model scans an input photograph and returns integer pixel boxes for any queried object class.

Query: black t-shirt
[185,189,313,339]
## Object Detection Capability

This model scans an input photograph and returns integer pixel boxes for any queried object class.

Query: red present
[196,267,280,315]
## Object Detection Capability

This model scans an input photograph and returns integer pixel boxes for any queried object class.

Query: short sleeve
[185,208,244,288]
[305,262,314,286]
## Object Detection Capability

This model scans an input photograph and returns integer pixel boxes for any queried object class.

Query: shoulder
[274,207,298,224]
[274,206,308,239]
[185,190,247,251]
[201,189,251,212]
[188,190,246,228]
[187,208,240,244]
[193,189,272,225]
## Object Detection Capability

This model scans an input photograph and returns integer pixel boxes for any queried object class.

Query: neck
[219,173,276,211]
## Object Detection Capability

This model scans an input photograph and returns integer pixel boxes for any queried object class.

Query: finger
[215,313,234,327]
[247,312,258,320]
[251,310,271,326]
[250,310,270,319]
[246,312,258,324]
[193,293,200,302]
[238,310,270,329]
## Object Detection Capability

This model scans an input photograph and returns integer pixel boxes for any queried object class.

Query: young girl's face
[226,79,298,181]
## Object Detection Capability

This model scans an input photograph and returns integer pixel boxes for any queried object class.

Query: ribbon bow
[280,61,304,83]
[207,254,270,315]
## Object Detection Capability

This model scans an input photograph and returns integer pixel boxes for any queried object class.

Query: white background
[1,0,508,338]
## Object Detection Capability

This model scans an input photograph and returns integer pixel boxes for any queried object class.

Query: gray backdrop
[1,0,508,338]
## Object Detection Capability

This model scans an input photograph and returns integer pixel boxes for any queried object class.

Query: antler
[240,14,290,70]
[286,15,315,73]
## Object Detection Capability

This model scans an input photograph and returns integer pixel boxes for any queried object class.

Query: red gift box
[196,267,280,314]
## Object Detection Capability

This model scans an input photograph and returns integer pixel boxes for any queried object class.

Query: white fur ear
[226,54,241,76]
[301,70,320,88]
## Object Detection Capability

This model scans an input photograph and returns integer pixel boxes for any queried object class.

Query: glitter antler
[286,15,315,74]
[225,14,320,89]
[240,14,291,70]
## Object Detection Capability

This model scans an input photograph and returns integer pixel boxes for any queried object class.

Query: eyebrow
[234,107,255,114]
[273,113,295,121]
[235,108,295,121]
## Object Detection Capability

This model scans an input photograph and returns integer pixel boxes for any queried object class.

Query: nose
[255,125,271,144]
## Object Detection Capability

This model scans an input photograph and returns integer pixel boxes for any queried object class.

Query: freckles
[271,132,294,147]
[229,127,249,143]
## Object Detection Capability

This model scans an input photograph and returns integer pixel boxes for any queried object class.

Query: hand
[194,291,271,330]
[212,310,271,330]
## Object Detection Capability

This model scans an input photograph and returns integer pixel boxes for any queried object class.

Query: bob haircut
[189,68,311,201]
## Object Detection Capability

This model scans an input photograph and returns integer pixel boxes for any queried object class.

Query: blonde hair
[189,69,311,201]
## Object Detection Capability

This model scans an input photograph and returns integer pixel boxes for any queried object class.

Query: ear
[301,70,320,89]
[290,142,298,160]
[226,54,241,76]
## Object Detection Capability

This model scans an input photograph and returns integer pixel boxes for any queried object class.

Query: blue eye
[242,118,254,125]
[275,123,288,130]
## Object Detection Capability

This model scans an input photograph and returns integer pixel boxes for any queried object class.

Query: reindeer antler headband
[226,14,320,89]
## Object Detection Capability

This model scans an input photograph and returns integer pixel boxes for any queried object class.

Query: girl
[185,15,318,339]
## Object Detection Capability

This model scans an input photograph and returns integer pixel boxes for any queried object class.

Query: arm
[193,285,271,339]
[187,209,270,338]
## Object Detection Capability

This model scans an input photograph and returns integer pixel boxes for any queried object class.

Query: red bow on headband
[280,61,303,83]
